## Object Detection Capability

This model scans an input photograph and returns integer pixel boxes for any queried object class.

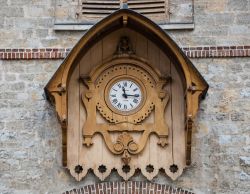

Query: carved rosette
[113,132,138,164]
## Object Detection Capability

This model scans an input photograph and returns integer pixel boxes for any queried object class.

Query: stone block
[0,7,24,17]
[12,151,28,159]
[0,0,7,6]
[231,112,245,121]
[35,29,49,38]
[245,81,250,87]
[24,6,53,18]
[215,113,229,121]
[13,18,37,29]
[214,13,235,25]
[240,88,250,98]
[244,63,250,70]
[0,92,17,100]
[18,74,35,82]
[227,63,243,73]
[228,0,248,11]
[4,74,16,82]
[10,82,25,91]
[0,100,8,109]
[219,135,246,145]
[21,29,34,39]
[10,180,31,190]
[0,161,10,171]
[229,25,249,35]
[0,130,17,141]
[25,64,44,73]
[16,93,29,100]
[9,0,30,5]
[236,14,250,25]
[3,62,25,73]
[239,171,250,181]
[240,157,250,167]
[206,0,227,12]
[169,0,193,23]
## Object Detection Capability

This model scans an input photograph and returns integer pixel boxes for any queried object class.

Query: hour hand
[122,87,127,98]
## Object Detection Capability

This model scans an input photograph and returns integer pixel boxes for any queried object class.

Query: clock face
[108,79,143,113]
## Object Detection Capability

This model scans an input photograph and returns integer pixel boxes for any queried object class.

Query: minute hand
[126,94,140,97]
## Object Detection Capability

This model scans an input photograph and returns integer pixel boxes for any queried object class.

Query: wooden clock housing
[45,9,208,181]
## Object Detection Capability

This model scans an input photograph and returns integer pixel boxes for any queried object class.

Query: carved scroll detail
[81,58,170,164]
[113,132,138,164]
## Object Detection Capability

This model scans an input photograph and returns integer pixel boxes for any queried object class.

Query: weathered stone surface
[228,0,248,11]
[0,7,24,17]
[0,1,249,194]
[240,157,250,167]
[0,57,248,193]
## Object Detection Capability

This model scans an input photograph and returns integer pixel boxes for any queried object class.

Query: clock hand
[122,87,128,98]
[126,94,140,97]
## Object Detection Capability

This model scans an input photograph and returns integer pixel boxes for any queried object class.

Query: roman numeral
[133,99,138,104]
[123,81,127,87]
[117,83,122,88]
[124,105,127,110]
[117,103,122,108]
[110,94,116,97]
[133,88,138,92]
[112,99,118,104]
[130,83,133,88]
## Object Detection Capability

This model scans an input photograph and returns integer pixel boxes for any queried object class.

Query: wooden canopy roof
[45,8,208,168]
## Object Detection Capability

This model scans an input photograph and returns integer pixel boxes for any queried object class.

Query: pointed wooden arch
[45,8,208,180]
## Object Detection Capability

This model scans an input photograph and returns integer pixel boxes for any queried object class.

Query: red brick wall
[0,46,249,60]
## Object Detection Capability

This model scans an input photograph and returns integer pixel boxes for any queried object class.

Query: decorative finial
[120,0,128,9]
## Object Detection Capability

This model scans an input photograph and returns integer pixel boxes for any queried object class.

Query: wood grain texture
[45,9,208,181]
[67,62,80,180]
[171,61,186,179]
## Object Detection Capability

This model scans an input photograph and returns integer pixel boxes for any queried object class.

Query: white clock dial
[109,79,142,112]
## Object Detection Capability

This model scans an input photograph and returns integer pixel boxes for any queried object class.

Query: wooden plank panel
[67,62,80,180]
[102,29,123,60]
[147,39,160,70]
[137,132,151,179]
[147,134,160,180]
[90,40,103,70]
[135,33,148,59]
[79,50,92,75]
[159,50,173,177]
[170,61,186,179]
[78,51,92,180]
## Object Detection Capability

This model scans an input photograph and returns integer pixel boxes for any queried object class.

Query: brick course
[0,46,249,60]
[62,182,194,194]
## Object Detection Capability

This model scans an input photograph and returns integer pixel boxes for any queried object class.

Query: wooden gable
[45,9,208,181]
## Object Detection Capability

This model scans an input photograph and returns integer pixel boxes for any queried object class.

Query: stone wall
[0,0,250,194]
[0,0,250,48]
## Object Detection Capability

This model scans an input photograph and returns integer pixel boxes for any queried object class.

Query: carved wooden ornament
[45,9,208,181]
